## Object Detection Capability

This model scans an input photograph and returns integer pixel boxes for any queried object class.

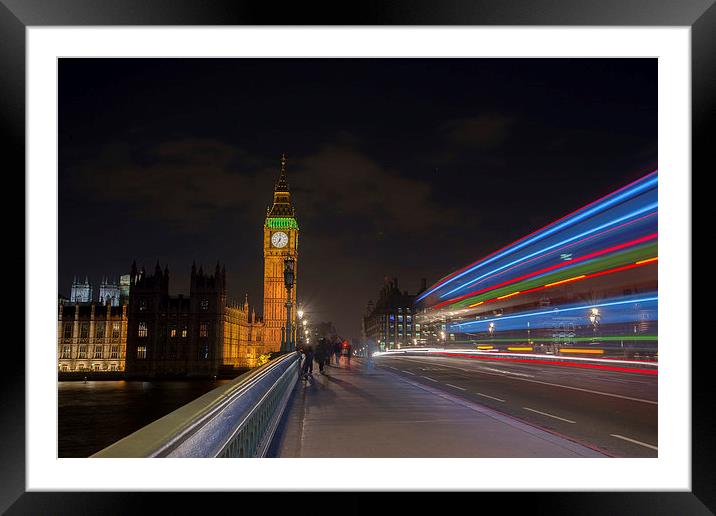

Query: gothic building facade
[262,154,299,350]
[124,261,267,378]
[57,301,129,373]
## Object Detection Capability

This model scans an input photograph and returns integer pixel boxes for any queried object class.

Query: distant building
[98,276,122,306]
[57,301,128,373]
[124,261,267,378]
[362,278,425,351]
[70,276,93,303]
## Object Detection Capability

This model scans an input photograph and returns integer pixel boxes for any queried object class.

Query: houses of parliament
[57,155,300,378]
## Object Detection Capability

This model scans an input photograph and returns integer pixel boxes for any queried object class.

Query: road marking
[482,366,534,378]
[388,366,398,370]
[610,434,658,451]
[421,376,438,382]
[475,392,505,402]
[445,383,466,391]
[523,407,576,423]
[398,357,657,405]
[402,370,416,375]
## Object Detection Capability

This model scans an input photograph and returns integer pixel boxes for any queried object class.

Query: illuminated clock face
[271,231,289,248]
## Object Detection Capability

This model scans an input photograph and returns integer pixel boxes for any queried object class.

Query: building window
[110,364,118,371]
[170,327,177,338]
[181,327,188,338]
[95,324,105,339]
[63,323,73,339]
[112,322,121,339]
[93,345,103,359]
[61,345,71,359]
[199,322,208,338]
[78,345,87,359]
[79,323,89,339]
[398,315,403,322]
[138,322,148,337]
[389,314,395,321]
[139,298,147,311]
[137,346,147,359]
[200,299,209,310]
[110,345,119,359]
[200,343,209,360]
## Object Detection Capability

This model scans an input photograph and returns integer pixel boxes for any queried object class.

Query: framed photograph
[4,0,709,512]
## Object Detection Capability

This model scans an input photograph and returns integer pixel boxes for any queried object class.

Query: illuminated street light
[302,319,307,327]
[297,309,304,319]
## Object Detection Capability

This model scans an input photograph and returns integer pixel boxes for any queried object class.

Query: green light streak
[452,242,657,309]
[454,335,658,343]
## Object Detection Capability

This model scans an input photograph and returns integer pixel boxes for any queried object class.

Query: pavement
[271,356,607,458]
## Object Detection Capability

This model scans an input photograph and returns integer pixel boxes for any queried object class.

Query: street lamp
[297,308,304,320]
[282,256,295,353]
[589,308,600,341]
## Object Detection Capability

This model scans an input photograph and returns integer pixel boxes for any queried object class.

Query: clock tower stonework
[262,154,299,351]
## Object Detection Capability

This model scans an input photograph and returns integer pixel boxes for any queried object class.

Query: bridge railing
[91,351,301,458]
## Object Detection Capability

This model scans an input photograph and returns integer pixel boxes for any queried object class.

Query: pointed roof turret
[267,153,296,219]
[275,153,289,192]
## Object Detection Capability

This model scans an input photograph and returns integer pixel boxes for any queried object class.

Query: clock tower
[263,154,299,351]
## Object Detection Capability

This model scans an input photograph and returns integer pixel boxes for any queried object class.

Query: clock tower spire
[262,154,299,352]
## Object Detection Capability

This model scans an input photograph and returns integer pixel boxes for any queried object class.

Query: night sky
[58,58,657,338]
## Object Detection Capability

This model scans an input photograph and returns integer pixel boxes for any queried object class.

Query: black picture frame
[3,0,710,513]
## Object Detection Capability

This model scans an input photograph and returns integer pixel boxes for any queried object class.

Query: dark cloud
[440,114,514,149]
[70,139,260,231]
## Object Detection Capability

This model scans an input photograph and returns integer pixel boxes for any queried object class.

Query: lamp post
[282,256,295,353]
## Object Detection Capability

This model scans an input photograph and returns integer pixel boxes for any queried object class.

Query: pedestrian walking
[346,342,352,365]
[301,345,314,379]
[314,338,327,374]
[333,338,342,366]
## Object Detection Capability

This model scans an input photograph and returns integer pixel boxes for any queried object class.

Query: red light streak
[434,352,658,375]
[426,171,658,293]
[433,234,657,310]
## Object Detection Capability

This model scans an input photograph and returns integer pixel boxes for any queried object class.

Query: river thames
[58,379,230,457]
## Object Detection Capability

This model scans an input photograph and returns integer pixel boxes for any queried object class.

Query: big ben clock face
[271,231,289,248]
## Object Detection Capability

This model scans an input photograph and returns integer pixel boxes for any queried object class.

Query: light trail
[417,170,658,302]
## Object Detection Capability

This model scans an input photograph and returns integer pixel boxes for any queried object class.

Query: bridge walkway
[270,356,606,458]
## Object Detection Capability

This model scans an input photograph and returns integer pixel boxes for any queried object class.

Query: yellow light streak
[635,257,658,265]
[559,348,605,354]
[545,275,586,287]
[497,291,521,300]
[507,346,533,351]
